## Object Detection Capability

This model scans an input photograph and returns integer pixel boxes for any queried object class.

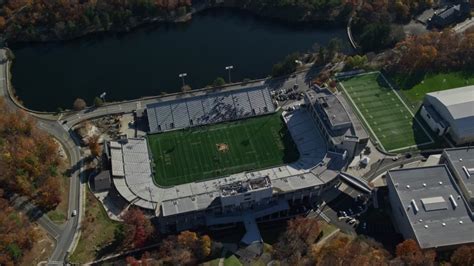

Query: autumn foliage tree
[0,189,38,265]
[88,135,101,157]
[450,245,474,266]
[314,235,390,265]
[0,99,63,210]
[273,216,321,264]
[73,98,87,111]
[121,208,155,249]
[395,239,436,266]
[158,231,212,265]
[388,30,474,74]
[1,0,192,42]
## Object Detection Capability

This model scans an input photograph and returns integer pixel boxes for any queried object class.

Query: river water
[11,9,347,111]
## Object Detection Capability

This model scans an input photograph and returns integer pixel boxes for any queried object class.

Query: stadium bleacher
[147,86,275,133]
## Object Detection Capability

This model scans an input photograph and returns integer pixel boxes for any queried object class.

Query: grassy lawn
[338,72,433,152]
[69,190,121,264]
[394,71,474,106]
[148,113,299,186]
[224,255,242,266]
[320,221,338,238]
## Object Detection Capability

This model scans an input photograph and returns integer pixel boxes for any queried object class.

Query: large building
[304,86,369,159]
[104,84,368,242]
[420,85,474,145]
[387,147,474,249]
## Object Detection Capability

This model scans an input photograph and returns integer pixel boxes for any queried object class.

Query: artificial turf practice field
[147,113,299,186]
[338,72,433,152]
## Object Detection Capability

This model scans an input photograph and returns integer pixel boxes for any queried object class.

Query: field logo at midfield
[217,143,230,153]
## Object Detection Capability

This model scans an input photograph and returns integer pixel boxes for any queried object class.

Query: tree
[88,135,101,157]
[200,235,212,259]
[73,98,86,110]
[0,191,38,265]
[271,53,299,77]
[395,239,436,265]
[121,208,155,248]
[212,77,226,87]
[158,231,212,264]
[274,217,321,263]
[451,245,474,266]
[93,97,104,107]
[0,16,6,30]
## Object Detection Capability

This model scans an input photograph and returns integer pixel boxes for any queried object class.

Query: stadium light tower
[178,73,187,87]
[225,65,234,83]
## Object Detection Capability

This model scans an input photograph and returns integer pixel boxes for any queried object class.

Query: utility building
[387,148,474,250]
[420,86,474,145]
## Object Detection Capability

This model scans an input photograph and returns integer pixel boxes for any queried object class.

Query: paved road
[0,49,84,265]
[60,69,316,129]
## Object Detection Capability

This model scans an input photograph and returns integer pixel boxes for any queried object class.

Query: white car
[71,210,77,217]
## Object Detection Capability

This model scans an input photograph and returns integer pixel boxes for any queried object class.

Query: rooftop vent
[423,183,427,187]
[439,181,443,185]
[411,199,419,213]
[459,158,463,162]
[406,185,411,189]
[421,196,447,211]
[442,223,446,227]
[419,219,423,222]
[459,220,464,224]
[449,195,458,209]
[424,225,429,229]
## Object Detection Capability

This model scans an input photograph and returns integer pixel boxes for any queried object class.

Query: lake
[11,8,348,111]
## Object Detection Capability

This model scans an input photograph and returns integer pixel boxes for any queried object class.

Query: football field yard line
[148,113,299,185]
[378,72,434,145]
[339,71,434,152]
[339,82,386,152]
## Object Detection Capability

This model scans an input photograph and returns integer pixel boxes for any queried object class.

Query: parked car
[71,210,77,217]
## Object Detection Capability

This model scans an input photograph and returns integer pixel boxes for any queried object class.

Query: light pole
[225,65,234,83]
[178,73,187,87]
[294,60,303,89]
[100,92,107,103]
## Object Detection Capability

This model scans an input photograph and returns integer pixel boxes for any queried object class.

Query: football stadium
[106,82,369,242]
[338,71,433,152]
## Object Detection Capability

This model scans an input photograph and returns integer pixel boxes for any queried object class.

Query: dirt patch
[20,225,54,266]
[216,143,229,153]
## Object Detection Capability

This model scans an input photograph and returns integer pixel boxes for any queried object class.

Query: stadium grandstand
[146,85,274,133]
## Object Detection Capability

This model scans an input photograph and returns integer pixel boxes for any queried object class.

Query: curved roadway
[1,50,83,264]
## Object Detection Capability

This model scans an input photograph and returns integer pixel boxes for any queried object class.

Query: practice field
[339,72,433,152]
[148,113,299,186]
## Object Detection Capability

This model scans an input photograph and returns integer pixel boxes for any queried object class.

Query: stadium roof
[388,165,474,249]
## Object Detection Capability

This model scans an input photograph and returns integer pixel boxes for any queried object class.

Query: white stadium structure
[102,84,368,244]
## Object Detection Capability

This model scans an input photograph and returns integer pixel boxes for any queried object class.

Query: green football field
[339,72,433,152]
[147,113,299,186]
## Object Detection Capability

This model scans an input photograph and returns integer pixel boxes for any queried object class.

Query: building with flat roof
[304,86,369,159]
[420,85,474,145]
[442,147,474,212]
[387,147,474,249]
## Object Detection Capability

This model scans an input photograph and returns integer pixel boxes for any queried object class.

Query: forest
[0,0,192,41]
